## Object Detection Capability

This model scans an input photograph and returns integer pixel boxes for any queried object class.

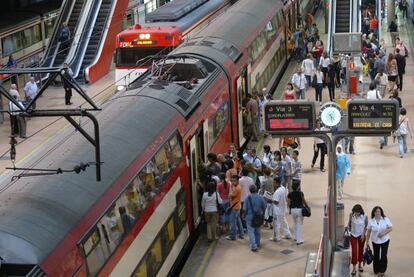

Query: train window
[83,133,184,275]
[208,102,228,148]
[134,259,148,277]
[176,189,187,231]
[148,237,163,273]
[1,24,42,57]
[163,216,176,251]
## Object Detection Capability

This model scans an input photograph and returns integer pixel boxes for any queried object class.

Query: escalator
[335,0,351,33]
[53,0,86,66]
[73,0,114,81]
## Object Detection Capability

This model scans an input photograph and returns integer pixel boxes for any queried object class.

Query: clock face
[320,103,343,127]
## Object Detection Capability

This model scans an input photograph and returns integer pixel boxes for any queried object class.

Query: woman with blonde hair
[385,53,398,91]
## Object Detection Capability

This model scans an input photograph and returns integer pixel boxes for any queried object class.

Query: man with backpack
[243,185,266,252]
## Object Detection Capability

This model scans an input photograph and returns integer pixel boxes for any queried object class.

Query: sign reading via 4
[347,100,399,131]
[264,101,315,132]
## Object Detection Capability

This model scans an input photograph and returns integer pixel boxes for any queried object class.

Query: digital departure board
[264,101,315,132]
[347,100,399,131]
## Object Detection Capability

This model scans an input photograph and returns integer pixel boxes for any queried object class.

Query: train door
[189,127,205,227]
[236,69,248,146]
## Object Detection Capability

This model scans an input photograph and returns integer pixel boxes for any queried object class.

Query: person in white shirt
[347,204,368,275]
[239,168,254,201]
[301,54,315,87]
[313,66,324,105]
[24,76,38,109]
[201,181,223,241]
[8,95,26,138]
[262,145,273,167]
[365,82,382,100]
[9,84,20,99]
[319,52,331,86]
[270,177,291,241]
[291,68,307,99]
[365,206,392,277]
[280,147,293,192]
[291,150,302,181]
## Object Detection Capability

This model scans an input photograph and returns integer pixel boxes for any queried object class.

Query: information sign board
[347,100,399,131]
[264,101,315,132]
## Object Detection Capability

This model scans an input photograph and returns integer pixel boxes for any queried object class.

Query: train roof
[0,55,222,265]
[0,91,180,264]
[173,0,281,66]
[118,0,229,37]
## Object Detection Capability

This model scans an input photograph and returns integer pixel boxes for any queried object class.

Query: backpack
[248,195,264,228]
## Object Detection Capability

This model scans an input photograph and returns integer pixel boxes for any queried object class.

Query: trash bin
[350,75,357,95]
[336,202,345,246]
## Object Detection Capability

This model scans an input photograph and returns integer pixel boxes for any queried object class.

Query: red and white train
[114,0,234,87]
[0,0,308,276]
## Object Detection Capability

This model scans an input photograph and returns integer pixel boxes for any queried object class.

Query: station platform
[0,71,117,178]
[180,12,414,277]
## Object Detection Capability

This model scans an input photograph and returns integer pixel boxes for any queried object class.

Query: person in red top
[217,173,231,232]
[283,83,296,100]
[312,41,324,65]
[370,16,379,38]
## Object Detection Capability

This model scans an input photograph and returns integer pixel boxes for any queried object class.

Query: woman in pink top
[217,173,231,231]
[284,83,296,100]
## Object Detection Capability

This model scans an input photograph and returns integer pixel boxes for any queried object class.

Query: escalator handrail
[327,0,335,56]
[85,0,116,82]
[349,0,352,32]
[68,0,102,78]
[40,0,74,68]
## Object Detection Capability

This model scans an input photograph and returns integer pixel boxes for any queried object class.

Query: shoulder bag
[392,118,406,137]
[216,192,224,215]
[248,195,264,228]
[301,193,311,217]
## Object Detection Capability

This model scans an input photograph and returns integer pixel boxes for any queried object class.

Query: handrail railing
[70,0,102,78]
[314,234,324,275]
[85,0,116,82]
[327,0,334,56]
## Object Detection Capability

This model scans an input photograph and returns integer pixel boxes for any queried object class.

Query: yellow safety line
[195,241,215,277]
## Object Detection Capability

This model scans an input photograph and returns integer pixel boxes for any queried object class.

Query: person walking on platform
[366,206,393,277]
[270,177,292,242]
[395,108,413,158]
[388,21,399,46]
[287,180,308,245]
[313,66,323,105]
[319,52,330,87]
[62,63,74,105]
[386,53,398,91]
[244,185,266,252]
[245,93,259,141]
[226,175,244,241]
[312,121,327,172]
[292,68,307,99]
[280,147,293,192]
[8,95,26,138]
[348,204,368,276]
[24,76,38,109]
[394,48,406,91]
[336,145,351,200]
[301,54,315,87]
[327,64,336,101]
[259,168,274,228]
[283,83,296,100]
[201,181,222,242]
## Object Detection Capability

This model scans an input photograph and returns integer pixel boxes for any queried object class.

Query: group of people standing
[200,144,309,252]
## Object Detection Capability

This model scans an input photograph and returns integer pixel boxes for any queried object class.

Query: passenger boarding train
[0,0,313,276]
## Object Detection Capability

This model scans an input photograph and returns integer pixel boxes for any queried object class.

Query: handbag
[216,192,224,216]
[301,193,311,217]
[248,195,264,228]
[311,75,318,87]
[392,118,405,137]
[363,246,374,265]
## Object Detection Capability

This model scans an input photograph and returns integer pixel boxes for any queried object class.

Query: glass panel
[23,28,32,46]
[164,216,175,250]
[45,18,56,38]
[154,148,170,185]
[116,47,165,67]
[148,237,163,274]
[33,24,42,43]
[134,260,148,277]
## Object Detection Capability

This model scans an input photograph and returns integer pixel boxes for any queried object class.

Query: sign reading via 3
[347,100,399,131]
[264,101,315,132]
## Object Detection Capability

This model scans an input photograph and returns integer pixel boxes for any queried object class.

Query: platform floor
[0,71,117,179]
[180,14,414,277]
